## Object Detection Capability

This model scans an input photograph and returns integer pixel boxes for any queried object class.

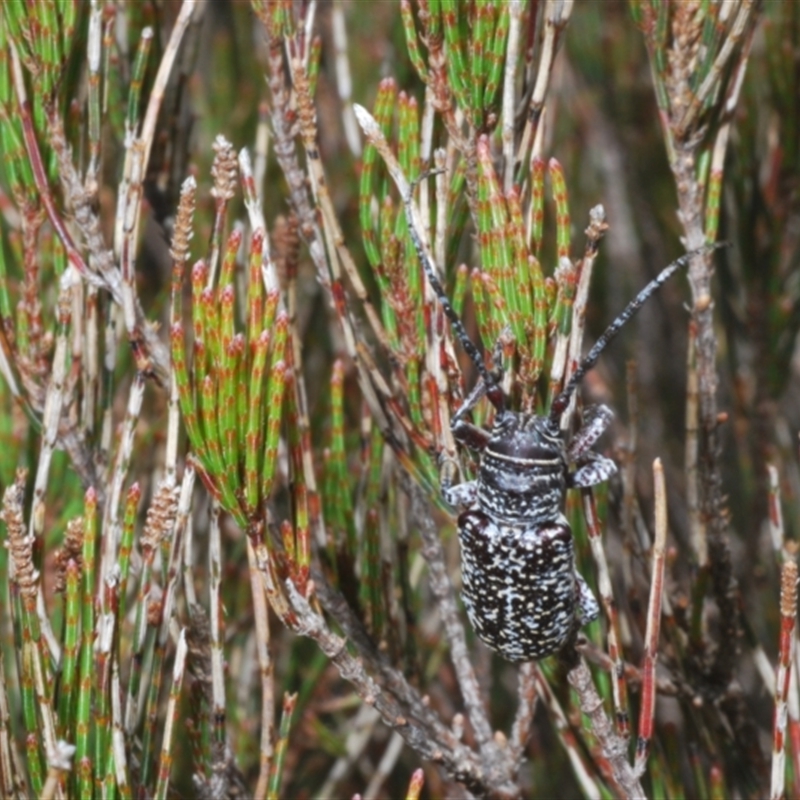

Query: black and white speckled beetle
[403,177,716,662]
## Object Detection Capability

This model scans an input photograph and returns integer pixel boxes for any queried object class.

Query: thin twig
[332,0,361,157]
[363,731,406,800]
[676,0,757,138]
[154,628,188,800]
[116,3,196,376]
[81,284,99,437]
[0,624,23,798]
[206,501,234,790]
[514,0,573,185]
[768,465,786,562]
[635,458,668,775]
[621,360,638,563]
[582,488,629,739]
[534,665,602,800]
[311,566,469,754]
[50,85,170,382]
[431,151,457,465]
[8,42,110,294]
[158,468,195,652]
[109,633,129,795]
[685,317,705,565]
[29,278,76,665]
[509,662,538,767]
[85,0,103,186]
[771,559,798,800]
[790,638,800,800]
[100,374,145,599]
[502,0,523,193]
[239,146,327,557]
[319,705,381,798]
[566,657,645,800]
[261,20,402,457]
[261,24,414,469]
[248,536,274,800]
[562,205,608,422]
[283,579,516,799]
[292,58,392,356]
[40,741,74,800]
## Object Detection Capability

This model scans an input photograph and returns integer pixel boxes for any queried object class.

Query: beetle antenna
[403,171,504,411]
[549,242,730,423]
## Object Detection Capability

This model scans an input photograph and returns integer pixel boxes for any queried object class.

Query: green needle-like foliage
[172,229,288,535]
[0,1,795,798]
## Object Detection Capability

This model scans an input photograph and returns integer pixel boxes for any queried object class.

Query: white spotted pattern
[458,511,599,661]
[452,407,608,661]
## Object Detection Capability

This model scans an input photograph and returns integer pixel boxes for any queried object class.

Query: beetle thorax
[476,411,567,525]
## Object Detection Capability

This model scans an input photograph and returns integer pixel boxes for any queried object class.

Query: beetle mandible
[402,175,718,662]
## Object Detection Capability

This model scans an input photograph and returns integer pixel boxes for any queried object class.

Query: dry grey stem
[567,658,645,799]
[285,579,519,799]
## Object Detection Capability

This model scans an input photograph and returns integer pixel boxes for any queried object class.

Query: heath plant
[0,2,796,799]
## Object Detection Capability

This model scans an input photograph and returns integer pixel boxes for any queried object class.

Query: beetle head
[476,411,566,523]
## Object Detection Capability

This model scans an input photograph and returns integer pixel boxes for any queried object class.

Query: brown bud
[141,481,179,554]
[210,135,238,203]
[170,177,196,265]
[54,517,85,593]
[147,597,163,627]
[1,470,36,601]
[780,560,798,619]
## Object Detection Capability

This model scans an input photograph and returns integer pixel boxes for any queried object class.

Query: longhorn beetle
[403,175,722,662]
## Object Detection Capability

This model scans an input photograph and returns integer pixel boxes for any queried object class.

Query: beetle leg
[451,378,492,450]
[568,452,618,487]
[439,451,460,497]
[567,404,613,462]
[452,419,491,451]
[576,572,600,624]
[445,378,491,507]
[444,480,478,508]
